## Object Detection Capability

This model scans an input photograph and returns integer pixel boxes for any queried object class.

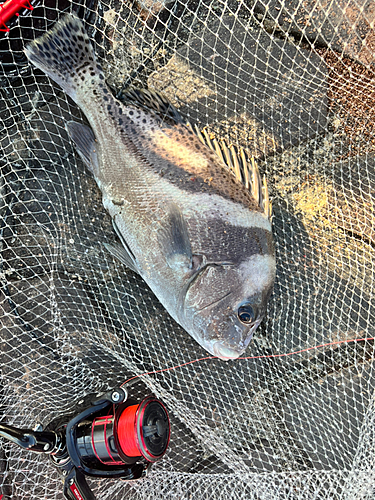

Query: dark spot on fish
[78,35,84,42]
[112,199,124,206]
[150,127,155,132]
[103,88,108,94]
[103,96,109,102]
[90,71,96,76]
[142,118,146,124]
[119,118,123,125]
[107,104,112,111]
[129,110,134,116]
[72,34,78,42]
[119,108,122,115]
[99,74,104,80]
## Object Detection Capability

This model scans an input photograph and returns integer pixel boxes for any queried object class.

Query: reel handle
[0,423,60,453]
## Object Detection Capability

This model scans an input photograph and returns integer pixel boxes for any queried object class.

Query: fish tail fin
[24,14,102,103]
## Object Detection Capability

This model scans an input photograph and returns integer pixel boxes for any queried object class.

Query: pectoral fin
[104,218,141,274]
[66,121,99,176]
[158,203,193,271]
[104,242,140,274]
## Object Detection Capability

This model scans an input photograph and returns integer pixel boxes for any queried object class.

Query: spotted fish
[25,15,276,360]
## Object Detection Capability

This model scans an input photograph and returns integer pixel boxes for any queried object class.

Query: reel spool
[75,397,170,467]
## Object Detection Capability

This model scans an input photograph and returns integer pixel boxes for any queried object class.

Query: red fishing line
[117,404,141,457]
[121,336,375,387]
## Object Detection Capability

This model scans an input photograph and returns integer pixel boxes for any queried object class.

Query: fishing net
[0,0,374,498]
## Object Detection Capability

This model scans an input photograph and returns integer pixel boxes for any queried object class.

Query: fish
[24,14,276,360]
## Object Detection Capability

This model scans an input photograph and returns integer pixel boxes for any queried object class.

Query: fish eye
[237,304,256,325]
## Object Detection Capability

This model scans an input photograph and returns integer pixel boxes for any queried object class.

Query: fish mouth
[212,342,240,360]
[210,318,263,360]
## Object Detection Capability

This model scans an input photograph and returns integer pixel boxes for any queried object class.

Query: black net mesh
[0,0,374,498]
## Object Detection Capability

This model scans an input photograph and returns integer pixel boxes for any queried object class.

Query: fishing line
[116,404,141,458]
[120,336,375,387]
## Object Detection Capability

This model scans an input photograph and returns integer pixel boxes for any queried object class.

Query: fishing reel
[0,386,170,500]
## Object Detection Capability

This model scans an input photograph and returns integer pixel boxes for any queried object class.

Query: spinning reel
[0,386,170,500]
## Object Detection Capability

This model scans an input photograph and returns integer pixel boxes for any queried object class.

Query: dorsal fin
[190,124,272,219]
[120,88,188,126]
[121,88,272,218]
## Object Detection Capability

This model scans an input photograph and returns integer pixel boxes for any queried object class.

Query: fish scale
[25,14,276,360]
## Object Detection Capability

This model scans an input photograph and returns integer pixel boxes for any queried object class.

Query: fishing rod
[0,385,170,500]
